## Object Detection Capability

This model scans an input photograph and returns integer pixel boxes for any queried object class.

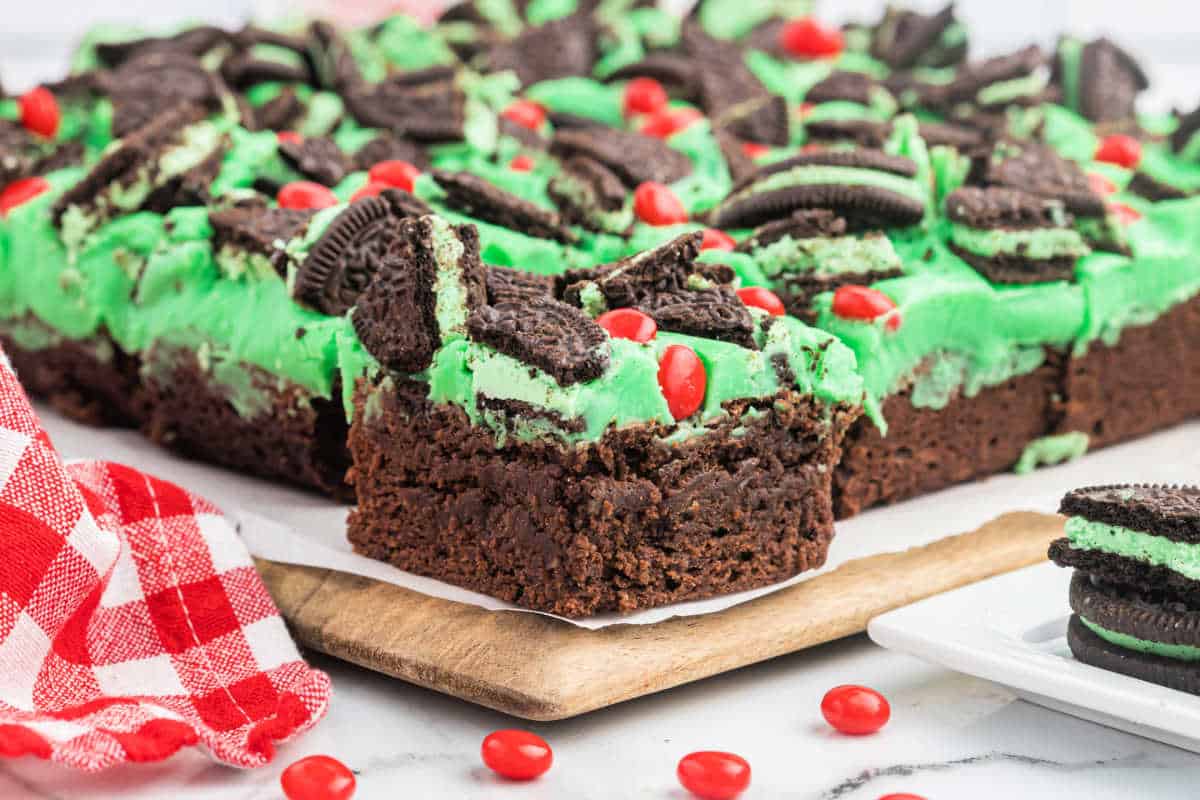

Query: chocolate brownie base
[1067,614,1200,695]
[834,357,1061,517]
[836,293,1200,518]
[1054,292,1200,448]
[140,345,351,498]
[347,377,856,617]
[0,321,147,426]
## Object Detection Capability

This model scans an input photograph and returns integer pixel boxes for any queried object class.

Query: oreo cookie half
[293,189,433,316]
[547,155,633,236]
[711,149,925,230]
[102,51,229,138]
[483,13,598,87]
[551,128,694,187]
[467,296,610,386]
[431,169,577,243]
[984,143,1106,217]
[353,216,488,373]
[944,186,1087,284]
[1059,484,1200,542]
[871,3,966,70]
[1076,38,1149,123]
[344,73,466,143]
[209,203,316,279]
[278,136,352,186]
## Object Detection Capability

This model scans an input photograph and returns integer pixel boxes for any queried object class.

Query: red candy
[19,87,60,138]
[1095,134,1142,169]
[280,755,356,800]
[832,285,901,331]
[634,181,687,226]
[276,130,303,145]
[277,181,339,210]
[741,142,770,159]
[821,685,892,735]
[350,181,389,202]
[700,228,736,251]
[1109,201,1142,224]
[624,77,669,117]
[501,99,546,131]
[481,729,553,781]
[597,308,657,343]
[367,159,421,192]
[736,286,786,316]
[509,154,535,172]
[1087,172,1116,196]
[0,176,50,216]
[780,18,844,60]
[677,751,751,800]
[658,344,706,420]
[640,107,703,139]
[796,102,816,118]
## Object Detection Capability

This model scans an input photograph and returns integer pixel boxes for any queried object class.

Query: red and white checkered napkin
[0,349,331,771]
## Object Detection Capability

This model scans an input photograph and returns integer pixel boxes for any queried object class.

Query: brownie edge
[346,376,857,617]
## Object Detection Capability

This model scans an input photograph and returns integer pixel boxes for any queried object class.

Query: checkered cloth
[0,349,331,771]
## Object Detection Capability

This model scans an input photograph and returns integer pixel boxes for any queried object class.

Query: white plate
[868,561,1200,753]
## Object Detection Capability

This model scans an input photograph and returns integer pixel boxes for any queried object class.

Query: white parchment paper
[42,405,1199,629]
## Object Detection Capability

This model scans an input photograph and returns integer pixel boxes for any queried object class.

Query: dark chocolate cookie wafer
[1127,172,1191,202]
[734,209,847,253]
[353,133,430,171]
[1067,614,1200,695]
[604,53,700,101]
[871,4,965,70]
[1076,38,1148,123]
[219,48,312,90]
[1060,484,1200,541]
[1170,104,1200,155]
[209,204,316,274]
[468,296,610,385]
[548,155,631,235]
[278,136,352,186]
[804,118,891,149]
[945,185,1068,229]
[684,23,788,146]
[294,190,433,316]
[307,20,364,92]
[928,45,1044,109]
[431,170,577,243]
[251,87,306,132]
[551,128,694,187]
[94,26,229,68]
[103,52,229,138]
[984,143,1106,217]
[1071,572,1200,648]
[805,71,882,107]
[353,216,488,373]
[143,135,230,213]
[485,266,555,304]
[732,149,918,193]
[484,13,598,87]
[344,73,466,143]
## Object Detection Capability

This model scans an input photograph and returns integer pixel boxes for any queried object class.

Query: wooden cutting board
[254,511,1063,720]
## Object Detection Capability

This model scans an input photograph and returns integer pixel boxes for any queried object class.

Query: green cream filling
[753,234,901,278]
[1065,516,1200,581]
[1013,431,1089,474]
[429,216,469,341]
[948,222,1090,260]
[1079,618,1200,663]
[976,71,1048,108]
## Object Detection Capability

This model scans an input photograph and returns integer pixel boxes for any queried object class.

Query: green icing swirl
[1013,431,1089,474]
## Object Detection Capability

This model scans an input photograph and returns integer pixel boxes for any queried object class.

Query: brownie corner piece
[346,377,855,618]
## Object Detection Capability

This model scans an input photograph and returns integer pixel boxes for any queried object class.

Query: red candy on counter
[597,308,658,343]
[280,755,356,800]
[624,77,669,116]
[0,177,50,216]
[821,685,892,735]
[277,181,339,210]
[780,18,844,60]
[481,729,553,781]
[19,87,60,138]
[1094,134,1142,169]
[367,159,421,192]
[658,344,707,420]
[736,287,786,316]
[677,751,752,800]
[501,99,547,131]
[634,182,687,226]
[832,285,901,331]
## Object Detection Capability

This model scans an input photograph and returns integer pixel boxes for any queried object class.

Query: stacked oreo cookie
[1050,485,1200,694]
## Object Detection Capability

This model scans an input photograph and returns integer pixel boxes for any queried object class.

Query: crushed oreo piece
[547,155,630,235]
[209,204,316,270]
[251,86,305,132]
[1070,573,1200,650]
[984,143,1106,217]
[431,169,577,243]
[104,52,228,138]
[1076,38,1149,123]
[551,127,694,187]
[806,71,882,106]
[684,24,788,145]
[344,73,466,143]
[94,26,229,68]
[1127,172,1191,202]
[930,45,1045,109]
[734,209,848,253]
[353,216,488,373]
[468,296,610,385]
[220,49,312,89]
[476,395,586,436]
[294,189,432,315]
[804,118,892,149]
[715,129,759,184]
[353,133,430,171]
[917,120,987,150]
[307,20,364,92]
[871,4,965,70]
[278,136,352,186]
[143,134,230,213]
[1170,104,1200,155]
[486,266,555,304]
[733,149,919,193]
[945,185,1070,229]
[605,53,700,100]
[484,13,598,87]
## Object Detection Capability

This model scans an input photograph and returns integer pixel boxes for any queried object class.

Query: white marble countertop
[3,635,1199,798]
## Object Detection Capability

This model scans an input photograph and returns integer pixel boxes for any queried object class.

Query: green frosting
[524,78,625,128]
[1013,431,1089,474]
[696,0,812,40]
[977,72,1048,108]
[948,222,1090,260]
[1058,37,1084,115]
[1065,516,1200,581]
[752,234,901,278]
[1079,618,1200,663]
